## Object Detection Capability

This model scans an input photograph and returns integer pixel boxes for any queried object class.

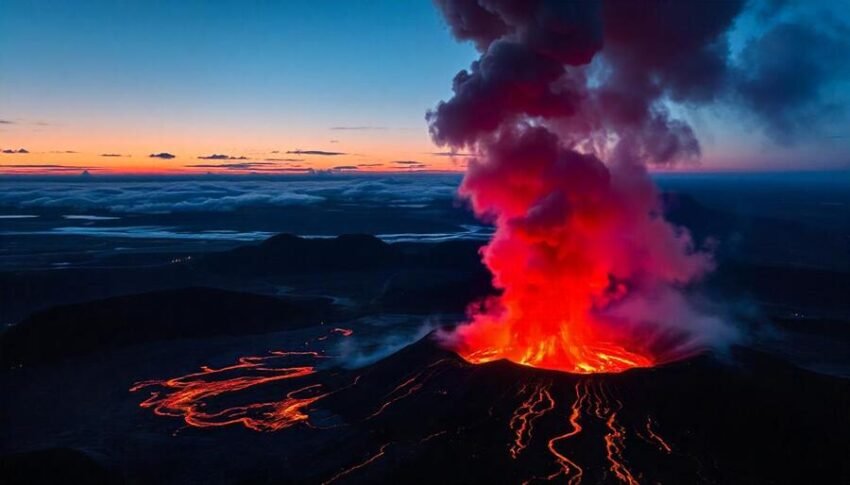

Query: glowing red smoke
[430,0,740,373]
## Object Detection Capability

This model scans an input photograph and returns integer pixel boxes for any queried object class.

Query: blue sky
[0,0,848,173]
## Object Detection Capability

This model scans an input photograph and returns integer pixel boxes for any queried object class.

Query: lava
[509,382,555,458]
[130,350,329,431]
[543,381,588,485]
[604,411,639,485]
[322,443,390,485]
[366,357,452,420]
[514,378,676,485]
[645,416,673,454]
[332,327,354,337]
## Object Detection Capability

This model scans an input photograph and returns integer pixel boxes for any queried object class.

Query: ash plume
[423,0,840,371]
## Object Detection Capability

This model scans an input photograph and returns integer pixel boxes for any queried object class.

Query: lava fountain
[429,0,739,374]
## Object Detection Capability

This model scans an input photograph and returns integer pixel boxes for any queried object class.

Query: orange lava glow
[517,379,675,485]
[322,444,390,485]
[509,382,555,459]
[645,417,673,454]
[366,358,451,420]
[130,350,330,431]
[452,271,657,374]
[544,381,588,485]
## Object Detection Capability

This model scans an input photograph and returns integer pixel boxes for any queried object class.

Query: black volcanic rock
[0,287,333,368]
[311,336,850,484]
[202,234,403,276]
[0,448,119,485]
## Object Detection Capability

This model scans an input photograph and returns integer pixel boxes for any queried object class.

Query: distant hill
[0,287,334,367]
[201,233,403,275]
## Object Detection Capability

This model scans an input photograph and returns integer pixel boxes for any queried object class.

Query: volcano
[118,332,850,484]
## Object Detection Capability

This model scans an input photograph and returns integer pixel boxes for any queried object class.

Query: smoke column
[428,0,749,373]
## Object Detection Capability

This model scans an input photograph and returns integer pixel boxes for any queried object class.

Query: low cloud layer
[0,175,460,213]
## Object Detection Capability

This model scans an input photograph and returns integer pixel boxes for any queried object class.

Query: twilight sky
[1,0,848,174]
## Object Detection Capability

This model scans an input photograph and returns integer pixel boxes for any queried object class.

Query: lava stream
[543,381,588,485]
[322,443,390,485]
[130,350,328,431]
[365,358,452,420]
[509,382,556,459]
[645,417,673,454]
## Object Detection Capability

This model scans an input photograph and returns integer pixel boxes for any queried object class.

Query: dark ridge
[0,287,334,368]
[0,448,120,485]
[201,233,403,276]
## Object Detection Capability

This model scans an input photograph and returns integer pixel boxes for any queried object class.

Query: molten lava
[130,351,327,431]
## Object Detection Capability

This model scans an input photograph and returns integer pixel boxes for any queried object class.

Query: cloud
[49,150,77,154]
[186,162,280,170]
[149,152,176,159]
[392,160,428,170]
[731,19,850,140]
[286,150,346,156]
[332,165,359,171]
[431,151,475,157]
[100,153,123,157]
[2,148,29,154]
[197,154,249,160]
[330,126,386,130]
[264,158,304,162]
[0,120,15,125]
[357,163,384,167]
[0,164,98,174]
[0,175,461,213]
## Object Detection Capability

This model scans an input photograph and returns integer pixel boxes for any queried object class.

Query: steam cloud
[425,0,841,370]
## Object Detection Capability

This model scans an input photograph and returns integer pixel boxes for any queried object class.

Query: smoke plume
[425,0,810,373]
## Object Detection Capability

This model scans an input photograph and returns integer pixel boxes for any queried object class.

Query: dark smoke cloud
[431,0,847,154]
[732,19,850,140]
[429,0,777,362]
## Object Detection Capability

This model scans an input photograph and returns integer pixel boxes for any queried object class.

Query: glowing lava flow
[514,379,676,485]
[543,381,588,485]
[455,306,656,374]
[509,382,556,459]
[322,443,390,485]
[366,358,452,420]
[130,350,330,431]
[645,417,673,454]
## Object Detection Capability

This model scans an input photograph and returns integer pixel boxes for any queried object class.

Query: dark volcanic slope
[40,334,844,485]
[303,337,850,484]
[0,287,334,368]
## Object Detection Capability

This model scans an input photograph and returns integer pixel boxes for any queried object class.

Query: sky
[1,0,848,175]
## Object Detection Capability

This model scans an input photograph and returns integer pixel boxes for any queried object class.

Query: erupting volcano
[428,0,739,373]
